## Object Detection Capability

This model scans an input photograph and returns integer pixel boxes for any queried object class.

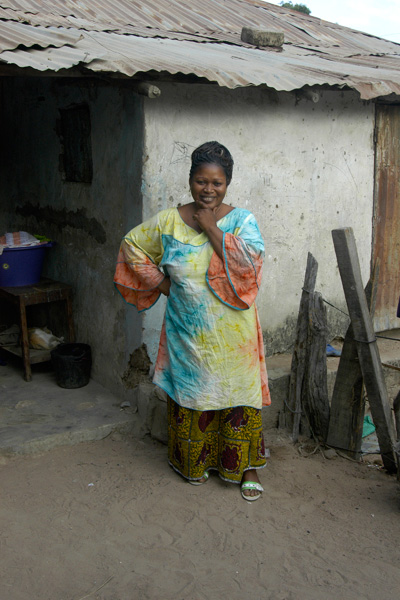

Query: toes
[242,489,256,497]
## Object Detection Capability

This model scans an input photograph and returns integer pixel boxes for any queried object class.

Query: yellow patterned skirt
[167,397,267,484]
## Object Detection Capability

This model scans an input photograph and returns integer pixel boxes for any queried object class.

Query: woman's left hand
[193,206,224,259]
[158,277,171,296]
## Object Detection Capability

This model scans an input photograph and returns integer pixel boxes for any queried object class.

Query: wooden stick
[382,363,400,372]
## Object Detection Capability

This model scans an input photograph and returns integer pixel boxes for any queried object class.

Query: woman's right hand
[158,277,171,297]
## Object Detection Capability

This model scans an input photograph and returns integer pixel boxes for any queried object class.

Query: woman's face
[189,163,228,210]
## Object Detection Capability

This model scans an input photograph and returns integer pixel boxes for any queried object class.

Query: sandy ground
[1,429,399,600]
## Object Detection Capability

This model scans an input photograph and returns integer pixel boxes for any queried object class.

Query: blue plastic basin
[0,243,53,287]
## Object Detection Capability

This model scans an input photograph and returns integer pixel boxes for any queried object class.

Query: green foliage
[279,1,311,15]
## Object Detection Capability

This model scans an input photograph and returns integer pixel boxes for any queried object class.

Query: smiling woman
[179,143,233,259]
[190,164,227,209]
[114,141,271,501]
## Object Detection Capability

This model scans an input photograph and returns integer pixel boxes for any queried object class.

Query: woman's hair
[189,141,234,184]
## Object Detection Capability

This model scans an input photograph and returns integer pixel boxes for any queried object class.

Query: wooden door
[372,104,400,332]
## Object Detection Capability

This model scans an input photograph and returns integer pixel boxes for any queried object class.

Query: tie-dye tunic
[114,207,270,412]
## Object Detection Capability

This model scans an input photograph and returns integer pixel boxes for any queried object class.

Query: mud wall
[0,77,144,396]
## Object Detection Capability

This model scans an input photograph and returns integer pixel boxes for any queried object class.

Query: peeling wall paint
[16,203,107,244]
[122,344,151,389]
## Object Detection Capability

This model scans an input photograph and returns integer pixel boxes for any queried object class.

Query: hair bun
[190,141,234,184]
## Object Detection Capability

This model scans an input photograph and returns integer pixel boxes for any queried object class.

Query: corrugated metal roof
[2,0,397,50]
[0,21,81,52]
[0,0,399,99]
[0,43,98,70]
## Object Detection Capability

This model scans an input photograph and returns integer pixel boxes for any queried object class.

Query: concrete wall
[141,83,375,362]
[0,77,144,397]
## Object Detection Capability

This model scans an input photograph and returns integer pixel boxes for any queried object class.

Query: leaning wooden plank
[302,291,330,441]
[326,323,365,456]
[394,391,400,441]
[394,391,400,481]
[286,252,318,442]
[332,228,397,473]
[326,264,379,457]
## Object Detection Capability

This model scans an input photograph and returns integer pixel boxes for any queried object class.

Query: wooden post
[19,299,32,382]
[286,253,318,442]
[302,291,330,441]
[394,391,400,442]
[394,391,400,481]
[327,265,379,458]
[331,228,397,473]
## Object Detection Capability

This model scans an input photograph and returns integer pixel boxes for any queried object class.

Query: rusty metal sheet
[373,105,400,331]
[0,6,18,18]
[1,0,290,33]
[1,27,399,99]
[1,31,342,88]
[61,33,400,95]
[0,0,399,99]
[0,21,81,53]
[1,0,399,52]
[0,42,101,70]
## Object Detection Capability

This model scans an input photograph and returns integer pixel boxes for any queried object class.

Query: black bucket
[51,343,92,389]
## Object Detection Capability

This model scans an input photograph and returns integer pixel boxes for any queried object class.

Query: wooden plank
[302,291,330,441]
[286,253,318,442]
[394,391,400,442]
[0,278,73,306]
[326,322,364,456]
[394,391,400,481]
[326,264,379,457]
[332,227,397,473]
[0,344,51,363]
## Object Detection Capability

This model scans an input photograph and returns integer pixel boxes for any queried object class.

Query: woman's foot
[188,472,209,486]
[241,469,263,501]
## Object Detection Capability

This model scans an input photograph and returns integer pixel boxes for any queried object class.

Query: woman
[114,141,271,501]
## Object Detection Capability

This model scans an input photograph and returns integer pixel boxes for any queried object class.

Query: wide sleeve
[206,212,264,310]
[113,212,166,312]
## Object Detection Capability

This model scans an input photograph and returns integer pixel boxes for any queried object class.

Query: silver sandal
[241,481,263,502]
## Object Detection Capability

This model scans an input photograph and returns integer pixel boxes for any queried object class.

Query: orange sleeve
[114,246,165,312]
[113,213,166,312]
[206,232,263,310]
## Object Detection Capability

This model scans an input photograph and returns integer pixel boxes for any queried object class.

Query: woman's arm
[206,212,265,310]
[114,212,166,311]
[192,207,223,259]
